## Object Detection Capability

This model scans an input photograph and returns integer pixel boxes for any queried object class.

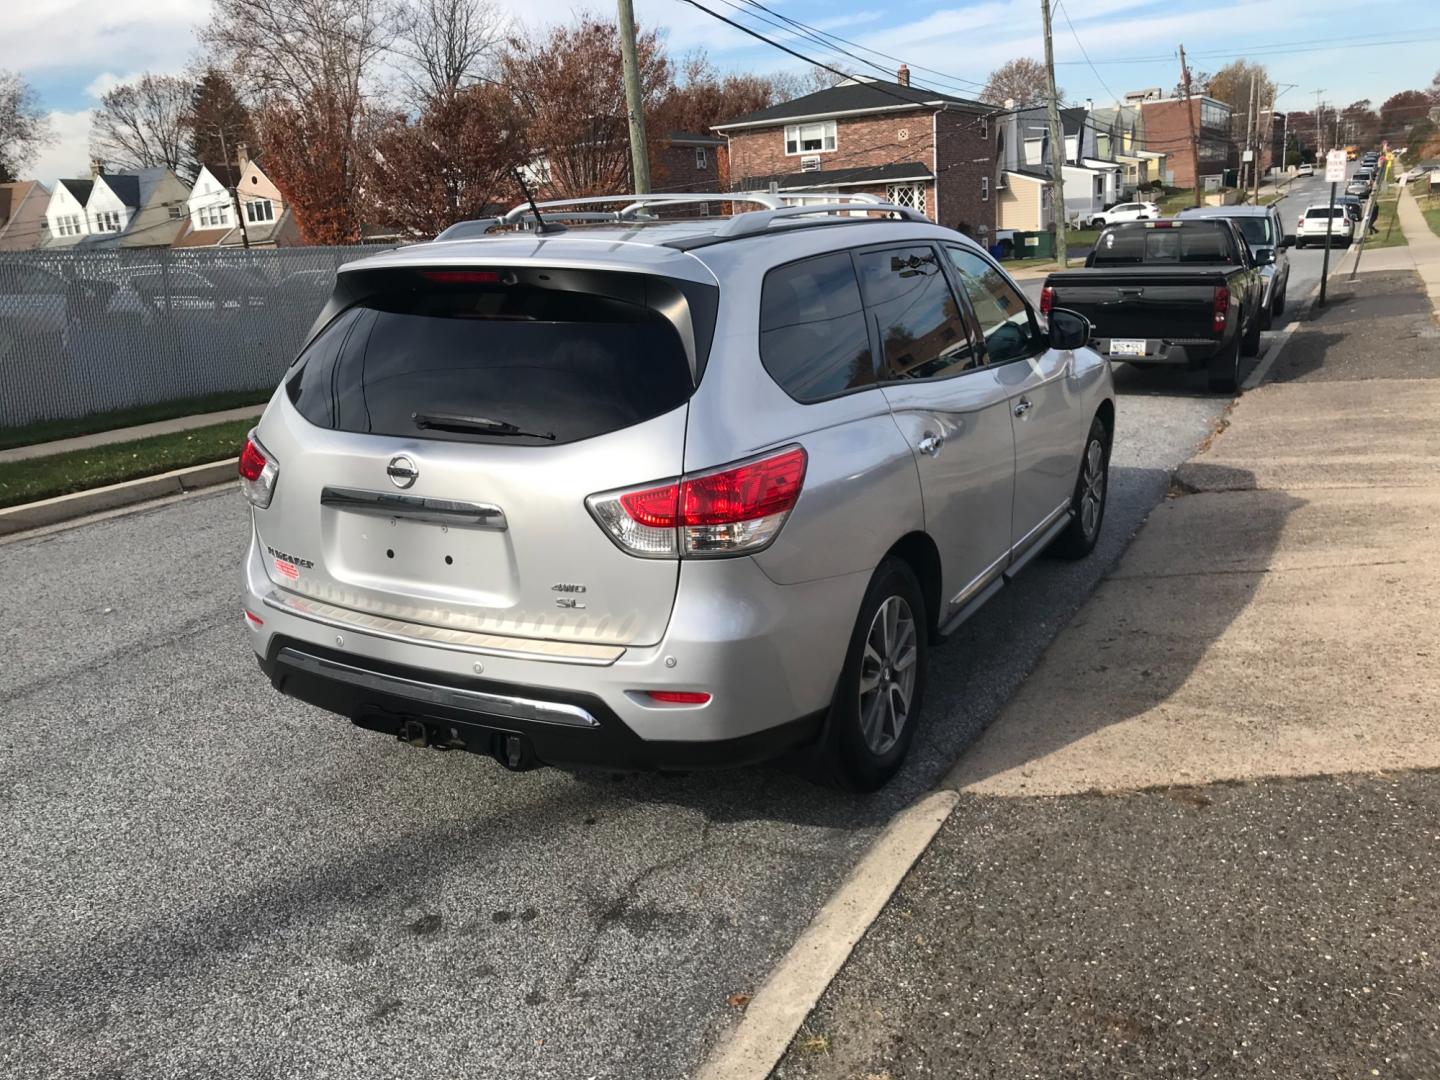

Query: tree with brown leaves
[658,51,782,137]
[366,83,524,237]
[501,14,671,199]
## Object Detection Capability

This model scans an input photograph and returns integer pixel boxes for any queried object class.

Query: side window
[944,246,1045,365]
[759,252,875,402]
[853,245,979,381]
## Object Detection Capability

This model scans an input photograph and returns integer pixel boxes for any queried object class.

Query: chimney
[236,142,250,170]
[897,64,910,88]
[90,159,105,177]
[1085,98,1093,112]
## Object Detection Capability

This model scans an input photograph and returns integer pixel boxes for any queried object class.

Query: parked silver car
[240,193,1116,790]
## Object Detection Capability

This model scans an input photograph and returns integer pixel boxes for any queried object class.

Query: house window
[981,176,990,202]
[245,199,275,223]
[785,121,837,155]
[200,204,231,228]
[55,213,83,236]
[886,184,926,215]
[169,206,183,219]
[980,117,988,140]
[695,147,708,170]
[94,211,121,232]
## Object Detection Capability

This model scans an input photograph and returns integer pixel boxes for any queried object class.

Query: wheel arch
[883,531,943,639]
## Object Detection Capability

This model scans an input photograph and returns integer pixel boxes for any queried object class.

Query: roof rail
[710,201,928,238]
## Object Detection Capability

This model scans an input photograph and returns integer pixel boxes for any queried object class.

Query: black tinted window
[854,246,978,380]
[759,252,874,401]
[1090,225,1232,266]
[945,247,1044,364]
[287,275,695,445]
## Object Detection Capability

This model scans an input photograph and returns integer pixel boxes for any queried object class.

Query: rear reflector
[238,431,279,509]
[640,690,712,705]
[588,445,808,558]
[244,610,264,627]
[1039,285,1053,315]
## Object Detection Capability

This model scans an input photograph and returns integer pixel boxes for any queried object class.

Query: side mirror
[1254,247,1276,266]
[1049,308,1091,351]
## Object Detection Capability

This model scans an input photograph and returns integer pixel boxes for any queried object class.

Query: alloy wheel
[858,596,918,756]
[1080,438,1105,538]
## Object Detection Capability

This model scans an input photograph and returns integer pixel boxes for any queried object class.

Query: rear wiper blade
[411,411,556,440]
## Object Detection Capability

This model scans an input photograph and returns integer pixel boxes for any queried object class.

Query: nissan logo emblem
[387,455,418,489]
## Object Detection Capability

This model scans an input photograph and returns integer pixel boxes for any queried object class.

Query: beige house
[0,181,51,250]
[175,146,296,247]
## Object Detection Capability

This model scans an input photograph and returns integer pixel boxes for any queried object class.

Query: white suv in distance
[240,193,1116,790]
[1295,205,1354,247]
[1085,202,1160,228]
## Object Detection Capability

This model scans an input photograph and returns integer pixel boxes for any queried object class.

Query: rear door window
[287,271,697,445]
[759,251,875,402]
[854,245,979,380]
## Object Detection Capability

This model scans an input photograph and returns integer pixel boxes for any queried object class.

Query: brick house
[713,72,1000,243]
[653,132,724,197]
[1137,96,1235,189]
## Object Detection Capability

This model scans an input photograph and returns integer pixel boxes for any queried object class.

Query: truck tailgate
[1045,270,1231,341]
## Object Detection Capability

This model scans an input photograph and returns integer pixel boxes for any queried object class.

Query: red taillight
[243,610,264,627]
[642,690,712,705]
[238,431,278,509]
[1212,286,1230,333]
[1039,285,1053,315]
[238,436,267,482]
[422,269,502,284]
[588,445,808,558]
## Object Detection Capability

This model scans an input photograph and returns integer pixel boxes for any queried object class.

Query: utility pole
[1242,70,1257,197]
[1180,45,1202,208]
[616,0,652,194]
[215,124,250,249]
[1314,89,1326,156]
[1040,0,1066,266]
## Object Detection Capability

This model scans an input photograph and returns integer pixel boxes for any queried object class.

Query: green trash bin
[1020,230,1055,259]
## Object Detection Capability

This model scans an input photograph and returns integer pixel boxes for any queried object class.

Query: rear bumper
[243,526,866,768]
[257,638,822,771]
[1096,336,1221,367]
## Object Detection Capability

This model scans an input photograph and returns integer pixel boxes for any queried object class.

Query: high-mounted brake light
[588,445,808,558]
[238,431,279,509]
[1212,285,1230,334]
[1039,285,1054,315]
[421,269,503,284]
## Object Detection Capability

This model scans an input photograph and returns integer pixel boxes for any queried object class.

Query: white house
[175,148,295,247]
[44,178,94,242]
[42,166,188,248]
[186,164,239,234]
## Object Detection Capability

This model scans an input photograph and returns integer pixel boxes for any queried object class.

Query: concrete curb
[695,789,960,1080]
[0,458,238,537]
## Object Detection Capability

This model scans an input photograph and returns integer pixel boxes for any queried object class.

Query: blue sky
[8,0,1439,184]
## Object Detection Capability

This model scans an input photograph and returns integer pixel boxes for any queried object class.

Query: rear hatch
[1048,224,1234,339]
[253,261,715,649]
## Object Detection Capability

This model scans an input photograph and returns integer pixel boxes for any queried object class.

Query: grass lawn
[1363,197,1408,248]
[0,388,272,453]
[0,419,253,509]
[1159,189,1202,215]
[1422,197,1440,239]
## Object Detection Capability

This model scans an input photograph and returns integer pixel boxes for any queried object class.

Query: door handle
[917,432,944,456]
[1013,398,1033,418]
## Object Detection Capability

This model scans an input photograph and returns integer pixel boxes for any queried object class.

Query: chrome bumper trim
[261,590,626,666]
[275,647,601,728]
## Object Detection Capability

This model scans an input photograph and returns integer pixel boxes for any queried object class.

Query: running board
[936,512,1073,638]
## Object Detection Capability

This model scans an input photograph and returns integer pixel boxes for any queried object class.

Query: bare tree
[205,0,398,242]
[0,71,53,182]
[770,66,853,101]
[395,0,509,105]
[982,57,1059,107]
[90,74,194,177]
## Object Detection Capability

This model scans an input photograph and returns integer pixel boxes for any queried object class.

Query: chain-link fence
[0,246,388,430]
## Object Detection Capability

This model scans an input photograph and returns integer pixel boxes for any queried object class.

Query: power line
[1055,0,1119,106]
[1054,29,1440,65]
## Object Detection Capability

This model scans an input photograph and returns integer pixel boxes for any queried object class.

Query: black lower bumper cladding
[259,636,820,772]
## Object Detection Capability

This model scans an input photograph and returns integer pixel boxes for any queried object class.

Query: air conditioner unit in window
[800,155,822,173]
[997,174,1008,190]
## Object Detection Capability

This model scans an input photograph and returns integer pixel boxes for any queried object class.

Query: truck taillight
[1039,286,1054,315]
[1212,286,1230,334]
[588,446,808,558]
[238,431,278,509]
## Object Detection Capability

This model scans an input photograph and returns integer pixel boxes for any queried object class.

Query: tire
[814,558,928,792]
[1241,305,1263,357]
[1208,330,1242,393]
[1090,217,1106,228]
[1050,415,1111,560]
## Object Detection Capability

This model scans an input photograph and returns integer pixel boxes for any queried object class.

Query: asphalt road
[0,282,1301,1077]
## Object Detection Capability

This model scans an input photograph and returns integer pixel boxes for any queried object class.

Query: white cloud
[83,72,148,99]
[30,110,95,187]
[0,0,208,75]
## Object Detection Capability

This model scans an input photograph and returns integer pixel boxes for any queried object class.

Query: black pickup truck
[1040,218,1268,392]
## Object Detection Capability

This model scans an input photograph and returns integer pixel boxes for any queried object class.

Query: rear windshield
[1305,208,1345,219]
[1089,225,1234,266]
[1234,216,1274,247]
[287,273,697,446]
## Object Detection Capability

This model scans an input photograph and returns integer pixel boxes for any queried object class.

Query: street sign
[1326,149,1347,183]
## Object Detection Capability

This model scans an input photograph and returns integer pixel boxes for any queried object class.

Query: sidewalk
[0,404,264,464]
[771,269,1440,1078]
[1396,185,1440,315]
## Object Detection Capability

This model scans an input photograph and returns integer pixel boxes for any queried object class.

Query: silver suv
[240,193,1116,790]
